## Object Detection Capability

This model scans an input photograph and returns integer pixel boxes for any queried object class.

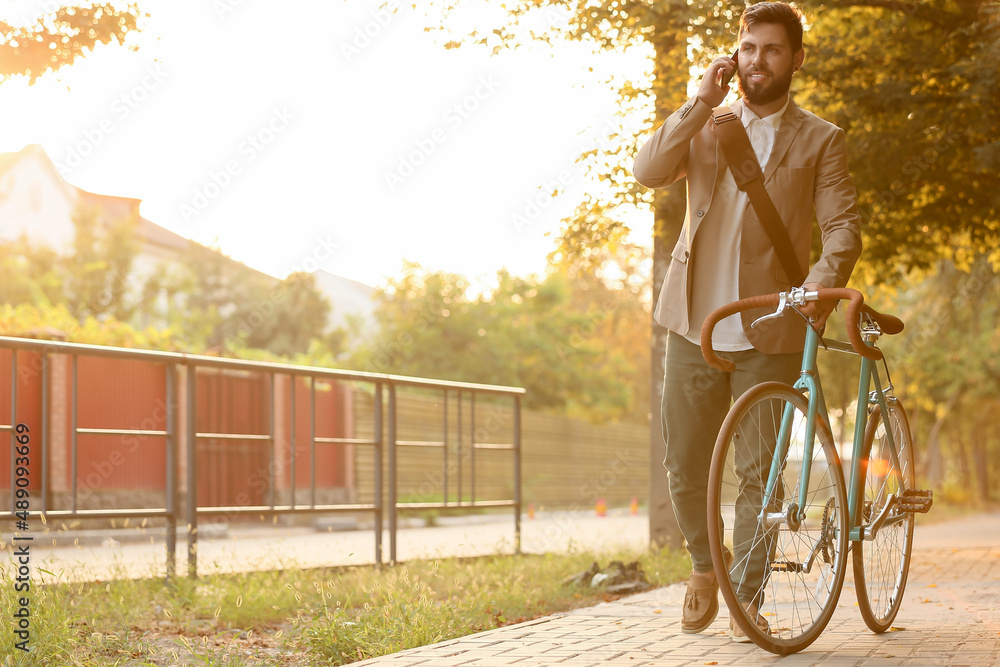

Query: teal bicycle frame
[760,323,906,541]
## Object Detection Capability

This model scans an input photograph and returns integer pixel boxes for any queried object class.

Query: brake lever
[751,291,788,328]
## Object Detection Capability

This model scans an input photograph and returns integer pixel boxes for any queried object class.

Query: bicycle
[700,287,933,655]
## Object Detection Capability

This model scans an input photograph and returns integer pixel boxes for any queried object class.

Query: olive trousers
[660,331,801,576]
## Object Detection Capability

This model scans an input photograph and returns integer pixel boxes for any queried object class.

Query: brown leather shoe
[681,548,733,635]
[681,569,720,634]
[730,601,769,643]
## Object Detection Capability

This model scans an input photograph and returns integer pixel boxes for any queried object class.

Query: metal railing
[0,335,523,577]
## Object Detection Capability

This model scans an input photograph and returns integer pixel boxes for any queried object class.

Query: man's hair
[740,2,805,53]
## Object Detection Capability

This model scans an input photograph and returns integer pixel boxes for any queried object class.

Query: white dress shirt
[683,95,792,351]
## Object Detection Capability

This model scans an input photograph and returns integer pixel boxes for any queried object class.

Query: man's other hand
[798,282,834,330]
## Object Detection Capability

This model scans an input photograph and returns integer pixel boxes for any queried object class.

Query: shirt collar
[741,94,791,130]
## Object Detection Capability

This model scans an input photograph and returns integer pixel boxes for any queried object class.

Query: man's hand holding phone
[696,49,738,108]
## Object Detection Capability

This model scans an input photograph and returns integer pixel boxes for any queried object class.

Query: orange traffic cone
[596,497,607,517]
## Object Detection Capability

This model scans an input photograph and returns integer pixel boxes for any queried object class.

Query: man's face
[736,22,804,106]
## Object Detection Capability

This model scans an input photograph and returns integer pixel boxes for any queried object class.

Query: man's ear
[793,48,805,72]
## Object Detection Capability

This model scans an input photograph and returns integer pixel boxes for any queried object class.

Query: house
[0,144,377,341]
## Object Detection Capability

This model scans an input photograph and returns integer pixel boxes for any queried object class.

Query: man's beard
[737,67,792,106]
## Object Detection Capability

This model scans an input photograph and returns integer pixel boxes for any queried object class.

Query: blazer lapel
[763,97,804,183]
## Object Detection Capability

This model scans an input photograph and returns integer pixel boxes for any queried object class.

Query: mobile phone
[720,48,739,87]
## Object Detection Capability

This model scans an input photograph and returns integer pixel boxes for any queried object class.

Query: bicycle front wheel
[853,400,915,632]
[708,382,849,655]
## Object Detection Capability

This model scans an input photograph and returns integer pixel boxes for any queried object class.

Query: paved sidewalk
[353,512,1000,666]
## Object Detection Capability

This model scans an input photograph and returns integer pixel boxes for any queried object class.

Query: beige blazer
[633,95,863,355]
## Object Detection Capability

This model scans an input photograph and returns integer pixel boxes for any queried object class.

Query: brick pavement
[354,513,1000,666]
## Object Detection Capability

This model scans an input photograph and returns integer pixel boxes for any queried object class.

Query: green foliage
[0,302,180,349]
[64,204,138,321]
[0,204,139,323]
[866,257,1000,504]
[0,2,145,84]
[801,0,1000,275]
[0,234,63,307]
[352,260,647,423]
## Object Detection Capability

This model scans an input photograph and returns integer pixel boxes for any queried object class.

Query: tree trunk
[647,24,691,550]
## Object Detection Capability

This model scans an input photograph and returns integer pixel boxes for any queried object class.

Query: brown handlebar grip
[700,293,781,372]
[699,288,884,372]
[818,288,883,362]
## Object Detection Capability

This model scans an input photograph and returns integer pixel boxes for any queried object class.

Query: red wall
[75,356,168,492]
[0,350,353,509]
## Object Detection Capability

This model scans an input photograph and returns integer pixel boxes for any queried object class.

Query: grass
[0,547,690,666]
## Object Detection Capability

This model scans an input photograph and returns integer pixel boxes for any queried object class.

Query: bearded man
[632,1,862,642]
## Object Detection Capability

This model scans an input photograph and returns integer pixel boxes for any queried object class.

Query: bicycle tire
[708,381,849,655]
[853,401,915,633]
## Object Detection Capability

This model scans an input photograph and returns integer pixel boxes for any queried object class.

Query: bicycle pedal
[771,561,804,573]
[898,489,933,513]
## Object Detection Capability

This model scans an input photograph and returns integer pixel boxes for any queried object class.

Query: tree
[232,271,334,358]
[141,243,334,357]
[353,262,642,423]
[0,234,63,308]
[0,2,145,83]
[64,203,138,321]
[0,204,138,321]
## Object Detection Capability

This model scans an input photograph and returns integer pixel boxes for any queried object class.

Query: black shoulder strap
[711,106,807,287]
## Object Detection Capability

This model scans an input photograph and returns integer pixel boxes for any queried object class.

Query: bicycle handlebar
[700,288,890,372]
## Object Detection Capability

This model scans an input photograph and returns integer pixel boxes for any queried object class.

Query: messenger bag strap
[711,105,807,287]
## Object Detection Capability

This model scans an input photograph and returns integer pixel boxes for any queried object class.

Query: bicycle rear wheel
[708,382,849,655]
[853,400,915,632]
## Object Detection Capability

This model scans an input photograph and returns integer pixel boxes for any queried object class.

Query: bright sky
[0,0,657,290]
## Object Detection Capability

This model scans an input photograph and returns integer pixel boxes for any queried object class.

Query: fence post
[41,354,48,514]
[388,382,397,565]
[268,373,276,510]
[9,352,16,514]
[186,363,198,579]
[374,382,383,566]
[443,389,448,506]
[310,376,316,509]
[514,394,522,555]
[470,392,476,506]
[165,364,177,580]
[71,355,77,514]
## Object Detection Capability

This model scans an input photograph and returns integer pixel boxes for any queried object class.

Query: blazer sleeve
[632,95,715,189]
[805,127,863,288]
